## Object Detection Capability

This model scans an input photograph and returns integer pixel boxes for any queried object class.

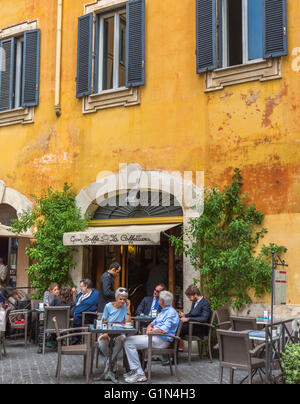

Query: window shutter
[22,29,41,107]
[263,0,288,58]
[126,0,145,87]
[76,13,94,98]
[196,0,217,73]
[0,38,15,111]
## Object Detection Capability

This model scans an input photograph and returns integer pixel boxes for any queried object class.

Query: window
[77,0,145,112]
[97,10,127,93]
[221,0,263,68]
[196,0,287,91]
[0,29,40,113]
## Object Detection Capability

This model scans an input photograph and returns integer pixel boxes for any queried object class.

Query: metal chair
[230,316,258,331]
[8,309,29,348]
[43,306,70,355]
[53,316,92,384]
[142,321,183,384]
[217,329,265,384]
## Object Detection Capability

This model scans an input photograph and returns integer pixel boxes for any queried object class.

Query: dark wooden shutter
[196,0,217,73]
[0,38,15,111]
[22,29,41,107]
[126,0,145,87]
[263,0,288,58]
[76,13,94,98]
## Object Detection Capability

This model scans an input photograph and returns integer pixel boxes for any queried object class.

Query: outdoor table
[132,316,155,334]
[90,324,137,383]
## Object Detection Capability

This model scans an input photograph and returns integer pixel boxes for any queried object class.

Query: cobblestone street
[0,338,264,384]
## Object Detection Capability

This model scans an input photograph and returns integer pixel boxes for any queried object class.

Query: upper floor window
[196,0,287,90]
[0,29,40,112]
[221,0,264,67]
[76,0,145,101]
[97,9,127,92]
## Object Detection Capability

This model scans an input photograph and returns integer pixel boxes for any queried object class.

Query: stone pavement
[0,338,264,384]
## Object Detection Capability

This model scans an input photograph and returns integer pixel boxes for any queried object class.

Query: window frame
[96,8,127,95]
[221,0,264,69]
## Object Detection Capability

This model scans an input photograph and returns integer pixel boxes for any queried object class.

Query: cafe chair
[8,309,29,348]
[81,311,98,327]
[217,329,266,384]
[53,316,92,384]
[0,331,6,360]
[142,321,183,384]
[43,306,70,354]
[181,312,215,364]
[230,316,258,332]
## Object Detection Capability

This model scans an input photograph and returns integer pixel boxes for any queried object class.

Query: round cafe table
[90,324,137,383]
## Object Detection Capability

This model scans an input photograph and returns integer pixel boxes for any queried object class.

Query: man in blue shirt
[73,279,99,327]
[124,290,179,383]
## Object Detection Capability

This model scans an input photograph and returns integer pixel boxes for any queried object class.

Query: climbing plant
[171,169,287,310]
[10,183,89,298]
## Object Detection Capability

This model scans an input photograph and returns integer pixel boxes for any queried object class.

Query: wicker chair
[53,317,92,384]
[230,316,258,332]
[43,306,70,354]
[217,329,265,384]
[142,321,183,384]
[181,312,215,364]
[8,309,29,348]
[81,311,98,327]
[0,331,5,359]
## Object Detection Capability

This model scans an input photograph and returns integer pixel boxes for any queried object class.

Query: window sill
[83,86,140,114]
[205,57,282,92]
[0,107,34,127]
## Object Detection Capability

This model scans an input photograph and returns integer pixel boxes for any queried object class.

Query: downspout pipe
[55,0,63,117]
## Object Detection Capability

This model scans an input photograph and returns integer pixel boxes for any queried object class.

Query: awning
[63,223,180,246]
[0,223,32,239]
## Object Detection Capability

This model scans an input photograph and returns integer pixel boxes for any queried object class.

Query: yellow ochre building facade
[0,0,299,316]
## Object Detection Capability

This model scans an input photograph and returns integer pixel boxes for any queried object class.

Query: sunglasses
[119,288,128,293]
[154,289,162,294]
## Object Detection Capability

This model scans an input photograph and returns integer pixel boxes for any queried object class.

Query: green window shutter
[0,38,15,111]
[22,29,41,107]
[263,0,288,58]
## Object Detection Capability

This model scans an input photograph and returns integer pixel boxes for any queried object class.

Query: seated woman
[98,287,131,373]
[43,283,61,306]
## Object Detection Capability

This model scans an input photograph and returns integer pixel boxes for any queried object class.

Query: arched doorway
[74,164,203,312]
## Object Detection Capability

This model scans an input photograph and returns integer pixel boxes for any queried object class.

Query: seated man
[179,285,212,339]
[98,287,131,375]
[136,283,165,316]
[73,279,99,327]
[124,290,179,383]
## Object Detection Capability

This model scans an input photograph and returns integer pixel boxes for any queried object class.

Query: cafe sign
[62,224,179,246]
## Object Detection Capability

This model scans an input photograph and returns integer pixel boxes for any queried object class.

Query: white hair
[115,287,128,300]
[159,290,173,306]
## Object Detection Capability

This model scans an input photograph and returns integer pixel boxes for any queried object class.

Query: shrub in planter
[281,343,300,384]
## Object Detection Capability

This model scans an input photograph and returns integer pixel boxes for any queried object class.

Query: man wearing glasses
[136,284,165,316]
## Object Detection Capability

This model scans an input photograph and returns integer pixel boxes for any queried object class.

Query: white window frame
[221,0,263,68]
[97,8,127,94]
[14,36,24,110]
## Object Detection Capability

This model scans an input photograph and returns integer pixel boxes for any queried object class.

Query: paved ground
[0,338,264,385]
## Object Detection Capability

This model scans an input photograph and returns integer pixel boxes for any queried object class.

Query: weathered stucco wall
[0,0,299,305]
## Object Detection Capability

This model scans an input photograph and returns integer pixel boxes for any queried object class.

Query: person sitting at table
[43,283,61,306]
[98,287,131,373]
[179,285,212,339]
[124,290,179,383]
[73,279,99,327]
[0,289,5,306]
[136,283,165,316]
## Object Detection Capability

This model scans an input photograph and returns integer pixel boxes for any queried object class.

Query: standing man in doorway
[98,262,121,313]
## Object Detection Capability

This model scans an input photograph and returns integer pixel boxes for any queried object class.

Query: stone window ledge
[85,0,127,14]
[205,57,282,92]
[83,87,140,114]
[0,107,34,127]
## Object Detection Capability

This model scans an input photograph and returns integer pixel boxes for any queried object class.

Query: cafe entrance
[64,190,184,312]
